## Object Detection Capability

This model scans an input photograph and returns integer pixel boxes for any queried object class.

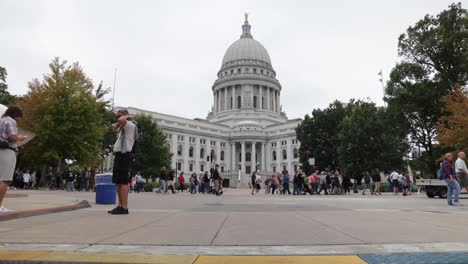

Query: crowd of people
[250,169,420,197]
[155,165,224,196]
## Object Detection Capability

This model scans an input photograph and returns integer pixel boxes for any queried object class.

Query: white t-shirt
[455,158,467,174]
[23,173,31,183]
[113,121,137,153]
[391,171,399,180]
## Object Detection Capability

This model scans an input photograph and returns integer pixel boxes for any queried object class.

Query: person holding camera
[108,109,137,215]
[0,106,27,213]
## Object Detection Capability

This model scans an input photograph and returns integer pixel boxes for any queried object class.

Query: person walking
[281,170,291,195]
[31,171,37,190]
[202,171,210,194]
[372,170,382,195]
[167,168,175,194]
[455,152,468,192]
[65,171,74,192]
[189,173,198,194]
[251,171,257,195]
[23,170,31,189]
[212,165,222,195]
[178,172,185,192]
[134,171,143,193]
[391,170,400,195]
[159,166,168,194]
[270,175,277,195]
[342,174,351,194]
[0,106,26,213]
[362,172,373,195]
[443,153,461,206]
[108,109,138,215]
[318,172,329,195]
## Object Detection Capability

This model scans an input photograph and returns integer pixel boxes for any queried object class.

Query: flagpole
[378,69,386,107]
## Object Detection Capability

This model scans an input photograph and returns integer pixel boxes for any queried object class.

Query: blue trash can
[95,174,116,205]
[96,184,116,204]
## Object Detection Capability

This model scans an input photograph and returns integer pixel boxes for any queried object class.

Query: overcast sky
[1,0,464,119]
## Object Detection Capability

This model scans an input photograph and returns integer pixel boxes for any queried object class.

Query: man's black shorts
[113,152,132,184]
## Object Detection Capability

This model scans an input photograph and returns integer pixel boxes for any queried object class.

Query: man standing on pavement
[372,170,382,195]
[108,109,137,215]
[212,164,222,195]
[443,153,461,206]
[455,152,468,192]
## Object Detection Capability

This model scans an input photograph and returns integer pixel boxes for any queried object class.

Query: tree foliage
[296,100,408,179]
[131,114,172,180]
[0,66,16,105]
[437,84,468,151]
[18,58,106,169]
[385,3,468,174]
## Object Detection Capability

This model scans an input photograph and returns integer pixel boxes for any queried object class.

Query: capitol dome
[219,16,273,71]
[222,38,271,67]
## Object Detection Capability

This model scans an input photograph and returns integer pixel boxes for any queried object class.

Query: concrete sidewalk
[0,190,89,221]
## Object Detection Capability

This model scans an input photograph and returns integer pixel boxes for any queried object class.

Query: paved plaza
[0,189,468,263]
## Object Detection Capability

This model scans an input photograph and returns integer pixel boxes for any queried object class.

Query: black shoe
[108,206,121,214]
[111,207,129,215]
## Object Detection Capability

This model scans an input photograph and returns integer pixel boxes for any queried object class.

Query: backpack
[437,162,444,180]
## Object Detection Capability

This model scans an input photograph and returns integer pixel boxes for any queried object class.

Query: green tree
[18,58,106,171]
[385,3,468,174]
[296,101,348,174]
[337,101,408,182]
[131,114,171,180]
[0,66,16,105]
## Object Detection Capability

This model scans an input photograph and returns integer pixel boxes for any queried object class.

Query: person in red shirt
[178,172,185,193]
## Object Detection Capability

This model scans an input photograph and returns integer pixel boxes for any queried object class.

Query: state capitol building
[108,17,302,187]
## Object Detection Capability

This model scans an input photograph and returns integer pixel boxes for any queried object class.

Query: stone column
[217,90,221,113]
[287,139,292,173]
[273,90,276,113]
[195,137,200,173]
[267,87,271,111]
[241,141,246,177]
[224,87,228,111]
[184,137,190,173]
[278,91,281,113]
[213,92,217,113]
[276,141,281,173]
[172,135,177,170]
[261,142,265,171]
[252,141,256,172]
[232,86,235,109]
[231,142,236,172]
[259,86,263,109]
[265,142,270,173]
[216,140,221,167]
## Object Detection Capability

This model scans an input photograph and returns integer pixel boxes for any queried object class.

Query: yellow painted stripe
[194,255,367,264]
[33,252,197,264]
[0,251,49,260]
[0,251,367,264]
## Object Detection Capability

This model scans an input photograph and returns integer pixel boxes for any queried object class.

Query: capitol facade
[106,17,302,187]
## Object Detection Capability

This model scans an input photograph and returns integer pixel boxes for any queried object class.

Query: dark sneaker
[111,207,129,215]
[108,206,121,214]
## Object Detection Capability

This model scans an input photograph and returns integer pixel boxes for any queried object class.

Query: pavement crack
[89,211,182,246]
[209,213,229,246]
[295,211,366,243]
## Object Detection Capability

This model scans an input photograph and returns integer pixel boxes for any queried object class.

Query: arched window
[282,149,287,160]
[272,151,277,161]
[246,152,251,162]
[293,148,298,159]
[211,149,216,161]
[200,148,205,159]
[177,145,183,156]
[253,96,257,109]
[237,96,241,109]
[189,146,194,158]
[220,151,224,161]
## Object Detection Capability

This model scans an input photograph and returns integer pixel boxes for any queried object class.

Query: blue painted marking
[360,253,468,264]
